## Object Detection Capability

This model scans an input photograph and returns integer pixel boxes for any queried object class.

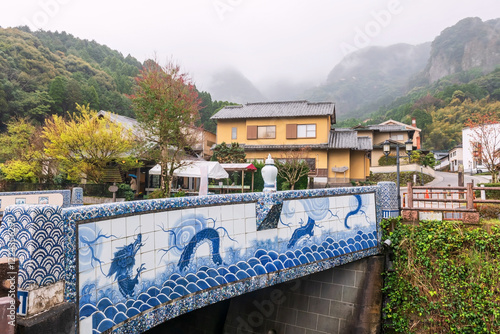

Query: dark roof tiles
[211,100,335,120]
[328,130,372,150]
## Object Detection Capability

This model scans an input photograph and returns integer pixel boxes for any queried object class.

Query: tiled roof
[97,111,144,138]
[328,129,358,148]
[357,137,373,150]
[380,119,421,131]
[328,129,372,150]
[356,121,420,133]
[364,124,408,132]
[211,100,335,121]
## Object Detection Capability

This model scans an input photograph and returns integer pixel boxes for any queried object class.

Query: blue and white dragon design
[107,234,146,298]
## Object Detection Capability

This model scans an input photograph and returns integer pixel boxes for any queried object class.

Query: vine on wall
[382,218,500,333]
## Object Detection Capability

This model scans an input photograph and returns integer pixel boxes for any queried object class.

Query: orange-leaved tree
[129,60,201,196]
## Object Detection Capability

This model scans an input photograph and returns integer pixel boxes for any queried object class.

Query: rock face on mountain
[305,43,430,118]
[425,17,500,83]
[326,43,430,85]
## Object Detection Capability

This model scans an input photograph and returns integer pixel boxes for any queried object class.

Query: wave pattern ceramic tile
[0,205,64,289]
[74,189,379,334]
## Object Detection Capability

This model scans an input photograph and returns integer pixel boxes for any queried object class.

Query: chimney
[411,117,416,127]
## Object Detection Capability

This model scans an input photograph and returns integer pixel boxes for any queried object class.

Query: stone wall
[223,255,384,334]
[145,255,385,334]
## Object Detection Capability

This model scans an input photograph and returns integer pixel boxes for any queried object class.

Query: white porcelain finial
[262,154,278,193]
[265,154,274,165]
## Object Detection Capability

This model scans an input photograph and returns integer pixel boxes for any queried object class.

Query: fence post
[407,182,413,209]
[480,184,485,200]
[466,183,474,210]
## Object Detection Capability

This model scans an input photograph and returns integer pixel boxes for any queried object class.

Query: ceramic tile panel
[0,205,65,289]
[46,186,387,333]
[140,214,155,234]
[0,190,71,214]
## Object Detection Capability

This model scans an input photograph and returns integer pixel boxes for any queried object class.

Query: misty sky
[1,0,499,90]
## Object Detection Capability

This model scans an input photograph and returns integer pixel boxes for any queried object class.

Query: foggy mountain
[208,17,500,121]
[304,43,431,119]
[205,68,267,104]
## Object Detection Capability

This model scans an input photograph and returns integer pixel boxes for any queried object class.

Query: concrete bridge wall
[147,255,385,334]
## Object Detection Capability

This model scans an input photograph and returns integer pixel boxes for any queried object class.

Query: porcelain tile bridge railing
[0,184,398,334]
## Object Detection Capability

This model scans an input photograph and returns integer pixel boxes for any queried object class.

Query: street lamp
[383,137,414,216]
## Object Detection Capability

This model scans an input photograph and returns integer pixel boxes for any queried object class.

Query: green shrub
[476,183,500,200]
[378,155,398,166]
[368,171,434,185]
[148,189,167,199]
[117,183,135,201]
[476,203,500,219]
[382,218,500,333]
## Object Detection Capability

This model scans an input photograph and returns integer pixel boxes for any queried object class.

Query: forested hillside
[0,27,230,133]
[334,17,500,151]
[362,68,500,150]
[0,27,143,128]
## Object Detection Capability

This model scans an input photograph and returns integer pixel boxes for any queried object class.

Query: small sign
[108,185,119,193]
[17,290,28,316]
[15,198,26,205]
[419,211,443,221]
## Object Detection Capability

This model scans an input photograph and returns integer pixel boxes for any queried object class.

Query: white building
[462,123,500,173]
[449,145,463,172]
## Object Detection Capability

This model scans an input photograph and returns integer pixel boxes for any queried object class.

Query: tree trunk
[161,163,172,197]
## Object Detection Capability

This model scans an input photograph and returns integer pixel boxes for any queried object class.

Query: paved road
[399,171,491,209]
[426,170,491,187]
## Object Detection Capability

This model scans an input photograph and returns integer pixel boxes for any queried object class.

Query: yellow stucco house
[211,100,372,186]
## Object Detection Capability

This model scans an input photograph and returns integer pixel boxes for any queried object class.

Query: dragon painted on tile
[158,214,235,272]
[283,197,339,249]
[287,216,316,248]
[107,233,146,298]
[345,194,372,228]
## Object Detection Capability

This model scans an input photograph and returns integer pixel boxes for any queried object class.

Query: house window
[232,127,237,140]
[390,134,404,141]
[257,126,276,139]
[297,124,316,138]
[286,124,316,139]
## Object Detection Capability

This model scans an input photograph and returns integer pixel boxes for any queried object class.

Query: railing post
[407,182,413,209]
[466,183,474,210]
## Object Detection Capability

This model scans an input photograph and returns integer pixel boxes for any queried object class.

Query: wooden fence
[402,182,500,223]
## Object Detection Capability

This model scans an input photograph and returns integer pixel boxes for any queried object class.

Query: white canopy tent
[149,161,229,179]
